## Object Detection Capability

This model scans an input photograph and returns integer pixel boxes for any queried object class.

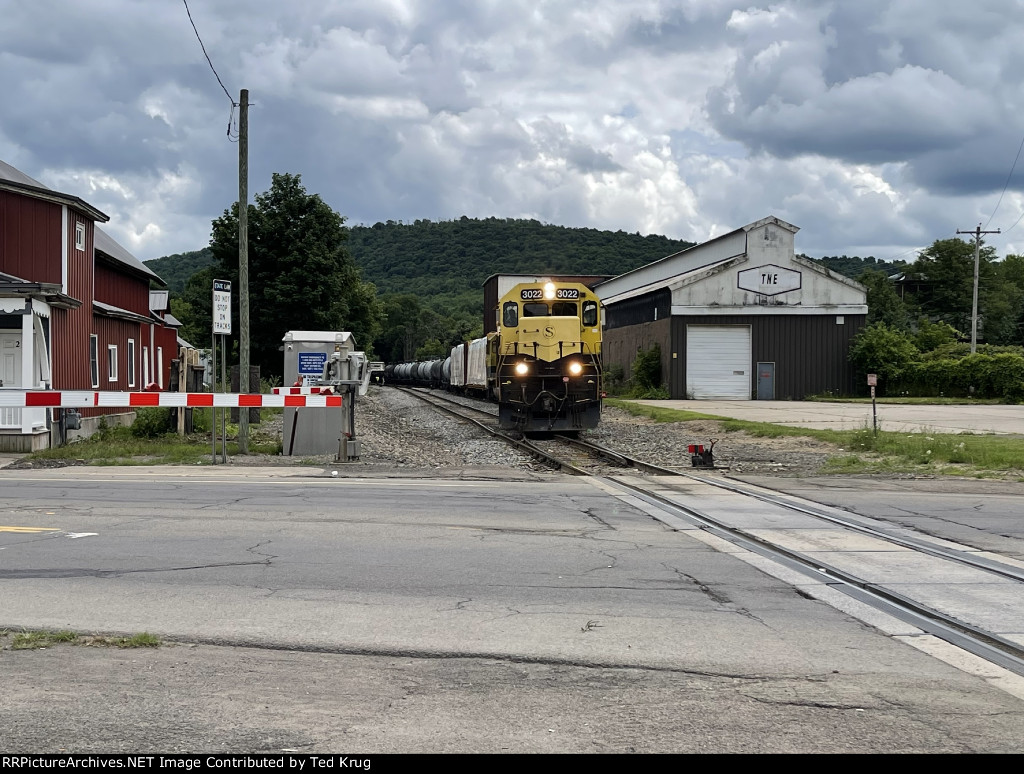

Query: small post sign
[867,374,878,434]
[213,279,232,335]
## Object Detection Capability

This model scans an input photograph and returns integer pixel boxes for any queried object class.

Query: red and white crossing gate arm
[0,391,343,409]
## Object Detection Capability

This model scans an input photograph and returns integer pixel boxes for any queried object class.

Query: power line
[1001,205,1024,237]
[984,132,1024,230]
[182,0,236,106]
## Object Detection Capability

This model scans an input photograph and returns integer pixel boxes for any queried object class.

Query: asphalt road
[1,466,1023,753]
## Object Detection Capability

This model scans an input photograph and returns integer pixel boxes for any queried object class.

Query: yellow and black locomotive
[491,280,602,432]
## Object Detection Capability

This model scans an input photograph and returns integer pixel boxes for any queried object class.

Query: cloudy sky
[3,0,1024,265]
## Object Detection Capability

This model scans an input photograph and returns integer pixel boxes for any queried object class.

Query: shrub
[632,344,663,391]
[603,363,626,395]
[913,318,960,352]
[130,407,174,438]
[849,323,920,393]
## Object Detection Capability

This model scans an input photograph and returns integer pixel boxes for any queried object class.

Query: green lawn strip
[806,395,1004,406]
[2,629,160,650]
[23,424,282,466]
[605,398,1024,477]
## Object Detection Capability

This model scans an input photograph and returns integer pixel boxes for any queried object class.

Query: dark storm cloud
[705,1,1024,199]
[3,0,1024,260]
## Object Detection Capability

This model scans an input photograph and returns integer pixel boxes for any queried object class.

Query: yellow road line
[0,526,60,533]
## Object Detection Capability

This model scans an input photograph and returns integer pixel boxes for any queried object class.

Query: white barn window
[127,339,136,387]
[89,335,99,388]
[107,344,118,382]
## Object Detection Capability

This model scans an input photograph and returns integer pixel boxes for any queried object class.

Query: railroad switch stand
[689,441,716,468]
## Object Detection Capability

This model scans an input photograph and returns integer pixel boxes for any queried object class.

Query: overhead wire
[985,132,1024,231]
[181,0,238,139]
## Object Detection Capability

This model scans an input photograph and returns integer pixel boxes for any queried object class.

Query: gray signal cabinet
[282,330,356,456]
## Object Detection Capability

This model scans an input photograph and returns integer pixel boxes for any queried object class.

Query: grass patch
[24,422,283,466]
[604,398,1024,477]
[1,629,161,650]
[10,630,78,649]
[806,395,1004,405]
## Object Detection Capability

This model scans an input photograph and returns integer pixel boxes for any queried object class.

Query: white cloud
[1,0,1024,264]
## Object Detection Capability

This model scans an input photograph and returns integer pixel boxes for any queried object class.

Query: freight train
[385,279,603,433]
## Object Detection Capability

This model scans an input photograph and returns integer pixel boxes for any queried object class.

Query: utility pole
[238,88,250,453]
[956,224,999,354]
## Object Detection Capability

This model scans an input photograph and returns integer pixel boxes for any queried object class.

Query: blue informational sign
[298,352,328,377]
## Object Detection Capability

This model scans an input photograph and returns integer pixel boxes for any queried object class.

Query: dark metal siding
[0,191,62,283]
[95,262,150,315]
[668,314,867,399]
[602,319,671,387]
[51,216,94,390]
[154,323,179,388]
[604,288,671,330]
[93,316,143,391]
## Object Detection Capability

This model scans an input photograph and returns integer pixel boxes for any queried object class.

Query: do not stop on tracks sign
[213,279,232,335]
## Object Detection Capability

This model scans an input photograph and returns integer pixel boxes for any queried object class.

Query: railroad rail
[395,385,1024,678]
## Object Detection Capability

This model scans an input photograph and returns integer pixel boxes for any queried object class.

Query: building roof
[596,216,800,302]
[95,227,163,284]
[599,256,737,306]
[0,159,164,285]
[0,159,109,223]
[0,270,82,309]
[93,300,152,325]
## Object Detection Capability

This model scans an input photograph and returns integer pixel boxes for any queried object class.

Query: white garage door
[686,325,751,400]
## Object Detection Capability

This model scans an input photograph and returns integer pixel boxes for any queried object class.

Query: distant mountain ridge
[145,217,904,298]
[146,217,698,297]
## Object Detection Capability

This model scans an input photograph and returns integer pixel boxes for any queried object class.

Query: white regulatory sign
[213,279,232,335]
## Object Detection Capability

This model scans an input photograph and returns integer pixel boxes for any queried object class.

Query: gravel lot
[235,386,836,477]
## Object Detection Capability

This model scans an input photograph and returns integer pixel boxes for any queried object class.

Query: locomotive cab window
[522,303,549,318]
[503,301,519,327]
[551,302,577,317]
[582,300,598,327]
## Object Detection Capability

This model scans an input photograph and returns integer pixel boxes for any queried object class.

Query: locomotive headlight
[515,362,529,376]
[568,361,583,376]
[544,282,556,299]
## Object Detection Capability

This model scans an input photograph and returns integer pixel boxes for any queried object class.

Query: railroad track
[395,385,1024,678]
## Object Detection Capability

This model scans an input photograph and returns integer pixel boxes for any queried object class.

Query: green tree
[209,173,381,377]
[913,317,959,352]
[859,269,910,329]
[902,238,997,333]
[632,343,663,391]
[848,323,920,393]
[176,265,217,349]
[415,338,447,360]
[982,254,1024,345]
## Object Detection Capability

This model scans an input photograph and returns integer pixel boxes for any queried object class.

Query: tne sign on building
[213,279,232,335]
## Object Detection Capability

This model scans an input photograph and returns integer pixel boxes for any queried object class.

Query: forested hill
[806,254,909,278]
[144,218,904,299]
[346,217,696,299]
[145,217,697,297]
[146,248,213,294]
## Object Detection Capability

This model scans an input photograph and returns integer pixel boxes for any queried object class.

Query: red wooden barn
[1,159,178,451]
